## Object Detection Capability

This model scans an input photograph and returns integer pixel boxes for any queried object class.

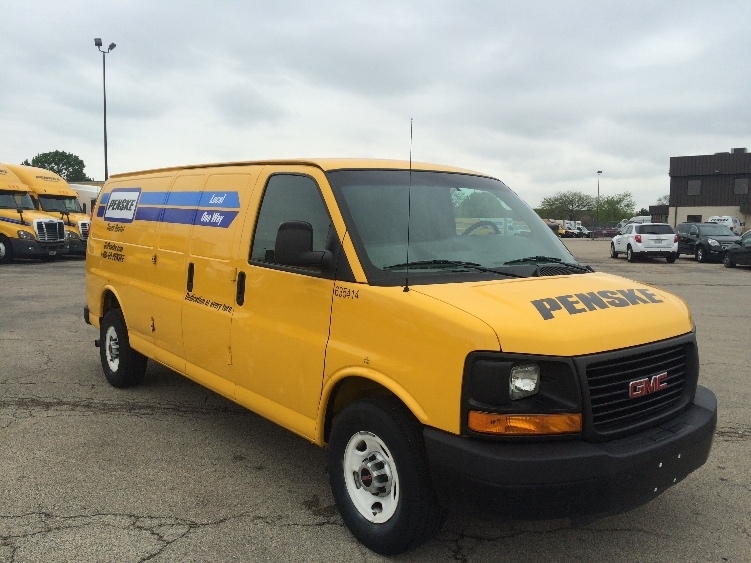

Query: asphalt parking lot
[1,239,749,562]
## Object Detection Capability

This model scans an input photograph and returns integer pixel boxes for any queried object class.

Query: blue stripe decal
[134,207,239,228]
[135,191,240,208]
[100,193,110,205]
[0,215,27,226]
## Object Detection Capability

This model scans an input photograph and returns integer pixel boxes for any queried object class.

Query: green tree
[454,191,508,217]
[538,191,595,221]
[598,192,636,222]
[22,151,92,182]
[655,194,670,205]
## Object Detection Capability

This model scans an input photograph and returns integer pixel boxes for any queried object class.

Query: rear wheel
[627,246,636,262]
[610,243,618,258]
[666,253,677,264]
[328,397,446,555]
[723,252,736,268]
[99,308,147,388]
[696,246,707,263]
[0,235,13,264]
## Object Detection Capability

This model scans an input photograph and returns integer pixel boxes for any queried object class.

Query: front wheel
[99,308,147,388]
[723,252,736,268]
[610,243,619,258]
[696,246,707,263]
[0,235,13,264]
[327,397,445,555]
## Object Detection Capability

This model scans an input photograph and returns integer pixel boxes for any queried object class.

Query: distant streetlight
[597,170,602,224]
[94,38,116,180]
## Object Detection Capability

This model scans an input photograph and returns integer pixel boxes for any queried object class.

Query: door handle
[187,262,194,292]
[236,271,246,306]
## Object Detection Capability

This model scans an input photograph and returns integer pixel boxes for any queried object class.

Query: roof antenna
[404,118,412,292]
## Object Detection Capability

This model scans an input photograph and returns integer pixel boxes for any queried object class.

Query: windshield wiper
[383,260,525,277]
[504,256,592,272]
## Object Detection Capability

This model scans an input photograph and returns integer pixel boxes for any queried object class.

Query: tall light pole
[94,38,116,180]
[597,170,602,225]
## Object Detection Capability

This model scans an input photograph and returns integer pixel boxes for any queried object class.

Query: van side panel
[182,170,258,389]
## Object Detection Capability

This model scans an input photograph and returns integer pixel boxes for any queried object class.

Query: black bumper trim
[424,386,716,519]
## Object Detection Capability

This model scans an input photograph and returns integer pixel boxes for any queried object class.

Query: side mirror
[275,221,332,269]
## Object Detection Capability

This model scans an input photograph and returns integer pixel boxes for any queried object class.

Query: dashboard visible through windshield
[327,169,580,285]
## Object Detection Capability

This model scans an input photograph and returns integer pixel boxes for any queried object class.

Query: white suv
[610,222,678,263]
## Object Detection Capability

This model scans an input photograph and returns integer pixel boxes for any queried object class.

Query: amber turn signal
[468,411,582,435]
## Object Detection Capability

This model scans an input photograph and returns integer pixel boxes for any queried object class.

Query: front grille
[585,344,687,432]
[79,221,90,239]
[35,220,65,242]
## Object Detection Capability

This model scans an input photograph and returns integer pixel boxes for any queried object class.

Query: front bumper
[68,238,87,255]
[424,385,716,520]
[11,238,68,260]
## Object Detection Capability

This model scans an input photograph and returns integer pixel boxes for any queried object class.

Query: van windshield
[327,170,579,285]
[38,195,82,214]
[0,191,35,210]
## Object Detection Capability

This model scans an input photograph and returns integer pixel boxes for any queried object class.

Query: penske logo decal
[103,188,141,223]
[531,288,663,320]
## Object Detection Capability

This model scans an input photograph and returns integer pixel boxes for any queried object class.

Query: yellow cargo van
[0,164,67,263]
[5,164,91,255]
[84,159,716,555]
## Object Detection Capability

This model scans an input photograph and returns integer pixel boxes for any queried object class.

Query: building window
[734,178,749,195]
[687,180,701,196]
[687,214,702,222]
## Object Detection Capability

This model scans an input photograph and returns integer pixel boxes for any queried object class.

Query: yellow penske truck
[84,159,717,555]
[5,164,91,255]
[0,164,67,263]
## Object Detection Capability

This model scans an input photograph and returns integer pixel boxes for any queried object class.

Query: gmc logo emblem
[629,372,668,398]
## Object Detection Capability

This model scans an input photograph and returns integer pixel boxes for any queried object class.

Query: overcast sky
[2,1,750,210]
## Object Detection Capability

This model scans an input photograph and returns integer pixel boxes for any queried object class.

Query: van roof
[0,164,31,193]
[3,164,79,198]
[107,158,485,179]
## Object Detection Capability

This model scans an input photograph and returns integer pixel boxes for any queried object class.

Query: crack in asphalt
[0,509,345,563]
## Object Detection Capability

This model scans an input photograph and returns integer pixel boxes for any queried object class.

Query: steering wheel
[462,220,500,236]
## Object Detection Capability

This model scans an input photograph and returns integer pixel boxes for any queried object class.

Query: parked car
[722,230,751,268]
[610,222,678,263]
[561,227,578,238]
[575,226,591,238]
[675,222,741,263]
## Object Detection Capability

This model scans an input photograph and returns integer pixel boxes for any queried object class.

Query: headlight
[66,230,80,240]
[707,238,719,246]
[509,363,540,399]
[17,230,35,240]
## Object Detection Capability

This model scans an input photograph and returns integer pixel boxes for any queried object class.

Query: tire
[696,246,706,263]
[0,235,13,264]
[610,243,618,258]
[666,254,677,263]
[723,252,736,268]
[327,397,446,555]
[99,308,147,388]
[627,246,636,262]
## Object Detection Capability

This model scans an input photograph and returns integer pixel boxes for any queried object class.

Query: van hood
[412,272,693,356]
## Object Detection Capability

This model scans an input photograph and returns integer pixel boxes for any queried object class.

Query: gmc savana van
[5,164,92,254]
[0,164,67,263]
[84,159,716,555]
